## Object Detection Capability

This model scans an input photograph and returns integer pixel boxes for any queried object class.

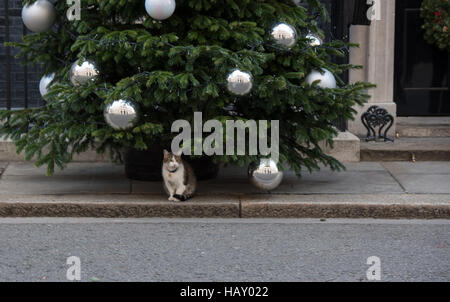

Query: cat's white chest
[163,167,184,187]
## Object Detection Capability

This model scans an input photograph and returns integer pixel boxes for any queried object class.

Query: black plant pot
[124,145,220,181]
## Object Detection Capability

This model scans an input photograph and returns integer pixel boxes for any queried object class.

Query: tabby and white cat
[162,150,197,202]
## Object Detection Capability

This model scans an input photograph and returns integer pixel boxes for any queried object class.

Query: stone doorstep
[0,132,361,163]
[397,117,450,138]
[0,194,449,219]
[361,137,450,161]
[396,125,450,138]
[397,117,450,126]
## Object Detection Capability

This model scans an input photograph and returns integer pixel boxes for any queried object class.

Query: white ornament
[145,0,176,20]
[305,68,337,89]
[227,69,253,96]
[270,23,298,49]
[21,0,56,33]
[39,73,55,97]
[70,60,99,86]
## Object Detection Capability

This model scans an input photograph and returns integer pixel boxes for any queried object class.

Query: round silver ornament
[145,0,176,20]
[21,0,56,33]
[104,99,140,130]
[305,68,337,89]
[270,23,298,49]
[70,60,99,86]
[306,33,322,47]
[248,158,284,191]
[39,73,55,97]
[227,69,253,96]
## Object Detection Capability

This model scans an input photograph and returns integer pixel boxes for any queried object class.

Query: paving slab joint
[238,195,243,218]
[381,162,407,193]
[0,162,9,179]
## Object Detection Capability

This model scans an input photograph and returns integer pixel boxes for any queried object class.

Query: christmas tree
[1,0,372,177]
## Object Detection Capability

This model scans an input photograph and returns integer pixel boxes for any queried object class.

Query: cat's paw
[168,196,179,202]
[173,194,187,202]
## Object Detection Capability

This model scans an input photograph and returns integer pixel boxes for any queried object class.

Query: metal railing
[1,0,39,110]
[2,0,11,110]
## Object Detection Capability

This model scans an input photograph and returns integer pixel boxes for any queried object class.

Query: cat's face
[163,150,181,172]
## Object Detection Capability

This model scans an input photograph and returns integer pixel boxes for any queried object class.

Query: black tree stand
[124,145,220,181]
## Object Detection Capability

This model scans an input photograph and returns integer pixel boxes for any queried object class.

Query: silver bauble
[305,68,337,89]
[248,158,284,191]
[39,73,55,97]
[104,99,140,130]
[70,60,99,86]
[145,0,176,20]
[21,0,56,33]
[306,33,323,47]
[270,23,298,49]
[227,69,253,96]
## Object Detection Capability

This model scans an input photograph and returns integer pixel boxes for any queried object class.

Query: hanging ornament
[104,99,140,130]
[226,69,253,96]
[291,105,303,113]
[248,158,284,191]
[306,33,323,47]
[270,23,298,49]
[70,60,99,86]
[21,0,56,33]
[134,16,148,25]
[145,0,176,20]
[305,68,337,89]
[39,73,55,98]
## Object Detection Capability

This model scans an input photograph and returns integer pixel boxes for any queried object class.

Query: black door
[394,0,449,116]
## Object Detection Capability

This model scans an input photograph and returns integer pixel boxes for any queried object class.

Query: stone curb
[0,196,449,219]
[0,202,240,218]
[241,203,450,219]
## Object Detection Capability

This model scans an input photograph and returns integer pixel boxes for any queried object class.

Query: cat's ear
[173,149,183,157]
[163,149,170,158]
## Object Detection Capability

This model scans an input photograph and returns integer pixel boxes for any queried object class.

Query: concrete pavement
[0,218,448,282]
[0,162,449,218]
